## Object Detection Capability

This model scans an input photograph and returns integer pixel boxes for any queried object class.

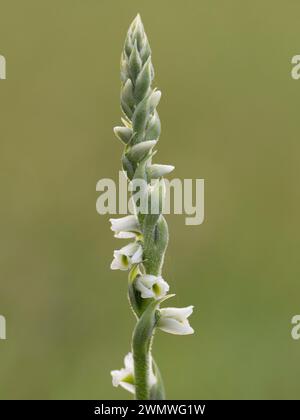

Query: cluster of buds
[109,15,194,400]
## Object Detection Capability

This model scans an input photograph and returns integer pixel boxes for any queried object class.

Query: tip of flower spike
[135,13,143,25]
[130,13,143,31]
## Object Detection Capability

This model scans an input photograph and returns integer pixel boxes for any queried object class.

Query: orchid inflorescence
[109,14,194,400]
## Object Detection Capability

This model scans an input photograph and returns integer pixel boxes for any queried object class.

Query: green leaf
[150,359,166,400]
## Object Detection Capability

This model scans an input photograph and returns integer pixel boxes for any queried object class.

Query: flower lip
[114,231,136,239]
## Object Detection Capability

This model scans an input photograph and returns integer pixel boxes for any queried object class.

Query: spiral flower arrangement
[110,14,194,400]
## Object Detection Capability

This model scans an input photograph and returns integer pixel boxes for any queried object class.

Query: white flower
[135,275,170,299]
[149,164,175,179]
[111,352,156,394]
[157,306,194,335]
[111,353,135,394]
[110,242,143,270]
[109,215,141,239]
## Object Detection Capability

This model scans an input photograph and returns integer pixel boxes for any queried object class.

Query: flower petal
[135,280,156,298]
[119,381,135,394]
[131,245,143,263]
[158,318,194,335]
[114,231,137,239]
[110,253,129,270]
[159,306,194,322]
[110,352,156,395]
[117,242,139,257]
[109,215,140,236]
[124,352,134,370]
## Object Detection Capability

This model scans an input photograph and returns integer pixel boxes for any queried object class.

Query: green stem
[133,346,151,400]
[131,214,168,399]
[132,305,155,400]
[131,295,172,400]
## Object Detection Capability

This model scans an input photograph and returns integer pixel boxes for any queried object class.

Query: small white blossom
[135,275,170,299]
[149,164,175,179]
[109,215,141,239]
[111,353,135,394]
[111,352,156,394]
[157,306,194,335]
[110,242,143,270]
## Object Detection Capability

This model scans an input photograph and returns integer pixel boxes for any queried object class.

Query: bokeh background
[0,0,299,399]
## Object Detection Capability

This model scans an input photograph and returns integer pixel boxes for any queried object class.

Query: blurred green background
[0,0,299,399]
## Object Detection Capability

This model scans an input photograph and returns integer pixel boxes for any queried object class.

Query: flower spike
[109,14,195,400]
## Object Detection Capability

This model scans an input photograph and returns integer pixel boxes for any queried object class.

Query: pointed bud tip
[149,90,162,109]
[130,13,143,32]
[135,13,143,26]
[153,90,162,100]
[113,126,133,144]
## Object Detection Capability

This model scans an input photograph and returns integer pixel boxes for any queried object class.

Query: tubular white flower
[157,306,194,335]
[111,352,156,394]
[110,242,143,270]
[109,215,141,239]
[135,275,170,299]
[111,352,135,394]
